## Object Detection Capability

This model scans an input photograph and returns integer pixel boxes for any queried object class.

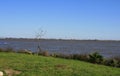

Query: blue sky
[0,0,120,40]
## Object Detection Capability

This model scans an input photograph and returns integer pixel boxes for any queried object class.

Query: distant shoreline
[0,38,120,42]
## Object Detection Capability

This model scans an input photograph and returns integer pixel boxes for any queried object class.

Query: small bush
[105,59,119,67]
[50,53,71,59]
[89,52,104,64]
[79,54,89,61]
[4,47,15,53]
[105,56,120,67]
[72,54,89,61]
[113,56,120,62]
[0,48,4,52]
[58,54,69,59]
[39,51,49,56]
[51,53,60,58]
[43,51,49,56]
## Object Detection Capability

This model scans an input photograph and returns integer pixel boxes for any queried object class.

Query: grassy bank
[0,53,120,76]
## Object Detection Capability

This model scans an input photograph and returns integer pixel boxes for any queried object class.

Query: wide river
[0,39,120,57]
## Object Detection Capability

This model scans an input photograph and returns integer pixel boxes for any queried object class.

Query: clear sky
[0,0,120,40]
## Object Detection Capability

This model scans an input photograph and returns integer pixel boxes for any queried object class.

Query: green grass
[0,52,120,76]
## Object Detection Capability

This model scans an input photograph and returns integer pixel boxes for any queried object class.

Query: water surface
[0,39,120,57]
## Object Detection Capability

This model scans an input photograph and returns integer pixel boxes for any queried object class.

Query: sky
[0,0,120,40]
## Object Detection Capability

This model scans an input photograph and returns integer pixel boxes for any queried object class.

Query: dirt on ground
[4,69,21,76]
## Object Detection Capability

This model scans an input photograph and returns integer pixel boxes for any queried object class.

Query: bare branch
[35,28,46,39]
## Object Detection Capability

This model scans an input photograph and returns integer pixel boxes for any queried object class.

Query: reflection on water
[0,39,120,57]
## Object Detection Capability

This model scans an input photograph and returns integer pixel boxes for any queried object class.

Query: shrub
[43,51,49,56]
[58,54,70,59]
[89,52,104,64]
[51,53,71,59]
[39,51,49,56]
[113,56,120,67]
[79,54,89,61]
[72,54,89,61]
[0,48,4,52]
[51,53,60,58]
[4,47,15,53]
[113,56,120,62]
[105,59,119,67]
[50,53,56,57]
[105,56,120,67]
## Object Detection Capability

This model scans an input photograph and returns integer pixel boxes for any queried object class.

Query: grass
[0,52,120,76]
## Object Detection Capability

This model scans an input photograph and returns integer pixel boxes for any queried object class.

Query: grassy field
[0,53,120,76]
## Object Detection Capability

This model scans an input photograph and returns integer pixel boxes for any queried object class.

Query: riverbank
[0,48,120,68]
[0,52,120,76]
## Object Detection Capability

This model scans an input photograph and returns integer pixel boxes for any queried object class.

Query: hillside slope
[0,53,120,76]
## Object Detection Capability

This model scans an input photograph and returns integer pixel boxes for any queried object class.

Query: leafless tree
[35,28,46,55]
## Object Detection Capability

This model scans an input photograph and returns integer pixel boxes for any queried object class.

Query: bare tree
[35,28,46,55]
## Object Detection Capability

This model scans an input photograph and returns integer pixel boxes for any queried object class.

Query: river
[0,39,120,57]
